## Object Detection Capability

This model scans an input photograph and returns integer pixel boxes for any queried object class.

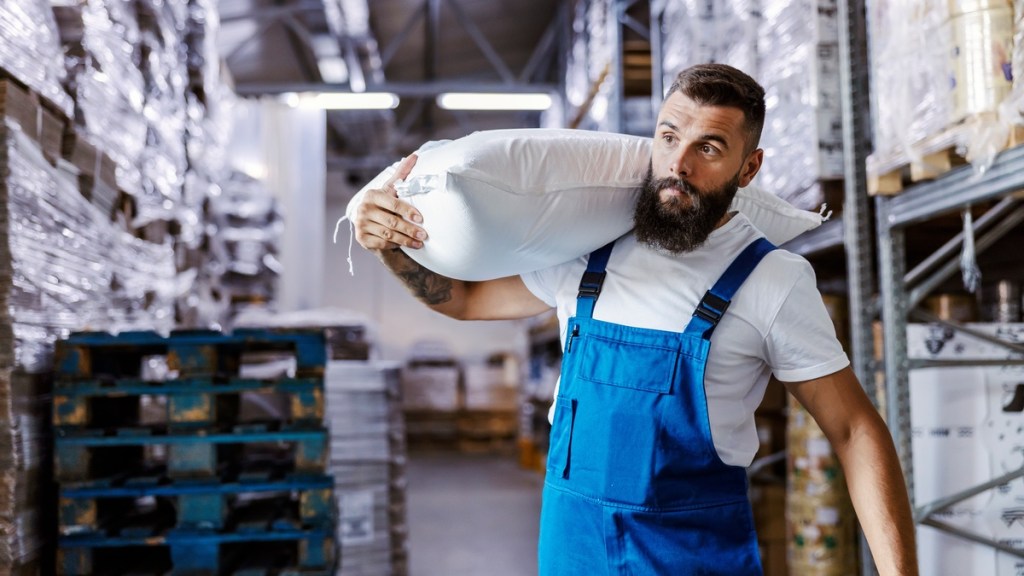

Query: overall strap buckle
[577,271,606,300]
[693,291,730,325]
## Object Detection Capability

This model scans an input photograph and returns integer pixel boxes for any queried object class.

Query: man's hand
[352,154,427,252]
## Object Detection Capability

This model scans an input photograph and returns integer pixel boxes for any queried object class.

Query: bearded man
[350,63,918,576]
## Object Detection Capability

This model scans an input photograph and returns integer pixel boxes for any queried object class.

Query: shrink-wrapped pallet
[660,0,760,93]
[756,0,843,210]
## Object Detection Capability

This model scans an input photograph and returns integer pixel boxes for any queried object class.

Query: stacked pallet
[326,361,409,576]
[52,329,337,575]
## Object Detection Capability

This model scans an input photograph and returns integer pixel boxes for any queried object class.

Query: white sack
[345,129,824,281]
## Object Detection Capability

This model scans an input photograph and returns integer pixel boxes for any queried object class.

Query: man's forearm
[836,417,919,575]
[375,248,469,318]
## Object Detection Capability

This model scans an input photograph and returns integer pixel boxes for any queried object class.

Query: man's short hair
[665,64,766,153]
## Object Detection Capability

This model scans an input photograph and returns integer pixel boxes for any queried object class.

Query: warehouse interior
[2,0,1024,574]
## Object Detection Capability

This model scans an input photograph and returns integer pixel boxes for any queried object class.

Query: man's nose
[668,148,692,178]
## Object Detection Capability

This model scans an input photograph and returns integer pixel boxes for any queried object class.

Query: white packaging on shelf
[756,0,843,210]
[908,323,1024,576]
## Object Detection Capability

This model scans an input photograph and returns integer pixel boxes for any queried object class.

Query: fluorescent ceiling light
[436,92,553,111]
[301,92,399,110]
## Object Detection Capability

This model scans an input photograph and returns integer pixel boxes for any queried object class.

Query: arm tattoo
[381,250,453,306]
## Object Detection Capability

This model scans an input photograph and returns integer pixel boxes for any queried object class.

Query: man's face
[633,92,763,253]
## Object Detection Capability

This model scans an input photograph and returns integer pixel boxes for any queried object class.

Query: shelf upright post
[875,196,915,512]
[838,0,884,572]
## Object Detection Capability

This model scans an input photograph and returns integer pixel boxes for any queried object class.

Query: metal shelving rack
[875,142,1024,560]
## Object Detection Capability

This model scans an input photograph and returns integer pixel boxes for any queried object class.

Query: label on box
[340,489,375,545]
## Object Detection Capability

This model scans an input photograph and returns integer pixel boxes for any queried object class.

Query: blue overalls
[538,237,776,575]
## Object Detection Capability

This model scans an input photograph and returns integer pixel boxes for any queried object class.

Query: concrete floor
[406,450,544,576]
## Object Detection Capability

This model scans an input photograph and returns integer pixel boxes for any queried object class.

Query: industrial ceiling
[217,0,565,184]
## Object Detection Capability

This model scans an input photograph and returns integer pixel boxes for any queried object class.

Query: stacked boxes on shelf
[401,342,462,447]
[784,293,857,575]
[326,361,409,576]
[52,329,337,575]
[786,397,858,575]
[907,323,1024,576]
[205,174,284,322]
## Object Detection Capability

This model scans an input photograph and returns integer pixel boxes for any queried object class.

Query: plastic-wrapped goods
[756,0,843,210]
[0,0,74,117]
[869,0,953,166]
[1015,0,1024,115]
[1,122,176,371]
[949,0,1014,122]
[869,0,1018,178]
[563,0,614,130]
[786,396,859,575]
[206,173,284,321]
[136,0,190,226]
[660,0,761,92]
[185,0,222,104]
[53,0,147,196]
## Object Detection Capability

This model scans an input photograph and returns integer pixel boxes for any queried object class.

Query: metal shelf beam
[782,218,844,256]
[884,144,1024,229]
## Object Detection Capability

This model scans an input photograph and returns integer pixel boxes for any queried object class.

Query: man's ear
[738,148,763,188]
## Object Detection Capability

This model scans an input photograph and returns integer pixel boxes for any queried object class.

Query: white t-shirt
[520,213,849,467]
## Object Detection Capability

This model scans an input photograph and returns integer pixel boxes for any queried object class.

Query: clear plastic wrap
[136,0,190,226]
[0,0,74,116]
[1015,1,1024,117]
[755,0,843,210]
[660,0,761,91]
[53,0,147,195]
[868,0,1019,178]
[203,173,282,323]
[1,121,175,372]
[563,0,614,129]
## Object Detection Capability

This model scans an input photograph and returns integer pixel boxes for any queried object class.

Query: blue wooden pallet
[54,426,329,482]
[55,329,327,381]
[53,377,324,429]
[58,527,335,576]
[60,474,335,536]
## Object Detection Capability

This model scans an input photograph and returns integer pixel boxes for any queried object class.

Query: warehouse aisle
[406,450,544,576]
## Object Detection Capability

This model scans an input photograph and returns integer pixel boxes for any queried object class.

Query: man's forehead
[657,95,746,137]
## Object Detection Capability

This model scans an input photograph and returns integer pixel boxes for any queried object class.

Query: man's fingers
[367,222,423,250]
[382,154,418,193]
[386,154,418,186]
[366,184,423,226]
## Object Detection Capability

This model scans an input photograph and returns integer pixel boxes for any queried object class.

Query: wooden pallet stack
[52,328,337,576]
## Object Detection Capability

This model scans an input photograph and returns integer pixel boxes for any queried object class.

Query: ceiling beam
[235,81,557,97]
[444,0,515,83]
[221,1,325,24]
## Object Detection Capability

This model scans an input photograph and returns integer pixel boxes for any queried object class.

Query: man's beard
[633,167,740,254]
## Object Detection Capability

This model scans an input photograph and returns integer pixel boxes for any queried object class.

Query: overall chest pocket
[576,335,677,394]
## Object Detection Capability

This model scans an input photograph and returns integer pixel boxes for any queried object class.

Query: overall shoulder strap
[684,237,777,340]
[574,240,616,319]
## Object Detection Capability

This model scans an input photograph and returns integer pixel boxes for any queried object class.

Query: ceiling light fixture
[301,92,400,110]
[436,92,554,111]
